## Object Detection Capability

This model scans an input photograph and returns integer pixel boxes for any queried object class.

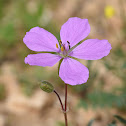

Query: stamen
[67,41,70,49]
[56,43,58,48]
[59,40,62,47]
[61,46,64,51]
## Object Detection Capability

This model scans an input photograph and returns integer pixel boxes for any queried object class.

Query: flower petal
[71,39,112,60]
[59,58,89,85]
[23,27,59,52]
[60,17,90,47]
[25,53,61,67]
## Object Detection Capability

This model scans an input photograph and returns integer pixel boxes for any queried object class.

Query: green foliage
[88,91,117,108]
[108,120,117,126]
[114,115,126,124]
[78,90,126,109]
[87,115,126,126]
[107,115,126,126]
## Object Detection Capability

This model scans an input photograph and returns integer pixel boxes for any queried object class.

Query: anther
[61,46,64,51]
[56,43,58,48]
[67,41,70,49]
[59,40,62,46]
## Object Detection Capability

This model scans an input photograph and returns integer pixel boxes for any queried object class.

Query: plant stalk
[64,83,68,126]
[54,90,64,111]
[53,83,68,126]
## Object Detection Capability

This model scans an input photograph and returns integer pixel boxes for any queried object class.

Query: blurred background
[0,0,126,126]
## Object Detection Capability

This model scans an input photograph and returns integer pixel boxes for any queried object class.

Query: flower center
[56,40,71,58]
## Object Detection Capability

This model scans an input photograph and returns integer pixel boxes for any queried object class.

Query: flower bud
[39,81,54,93]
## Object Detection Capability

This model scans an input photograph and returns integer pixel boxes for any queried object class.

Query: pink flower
[23,17,112,85]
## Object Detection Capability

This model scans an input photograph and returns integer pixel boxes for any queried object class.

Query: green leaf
[114,115,126,124]
[108,120,116,126]
[87,119,94,126]
[108,124,116,126]
[58,58,63,75]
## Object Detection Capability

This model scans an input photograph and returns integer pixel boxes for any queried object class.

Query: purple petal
[25,53,61,67]
[60,17,90,48]
[59,58,89,85]
[23,27,59,52]
[71,39,112,60]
